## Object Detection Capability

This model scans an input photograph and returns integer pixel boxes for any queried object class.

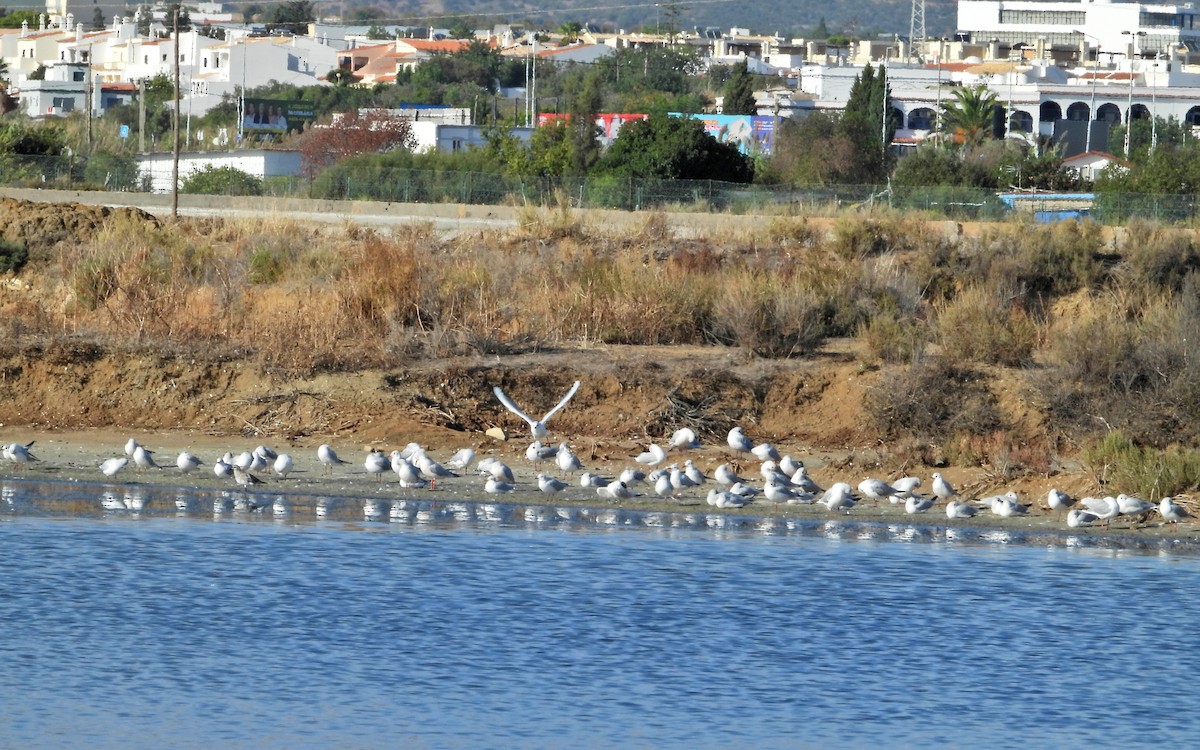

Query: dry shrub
[248,287,351,373]
[866,355,1003,441]
[859,310,926,364]
[1115,220,1200,294]
[831,210,936,260]
[711,272,827,357]
[338,236,423,334]
[1032,288,1200,445]
[934,285,1038,366]
[515,197,583,241]
[766,216,820,247]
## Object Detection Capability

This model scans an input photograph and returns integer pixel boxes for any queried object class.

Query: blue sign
[119,125,130,139]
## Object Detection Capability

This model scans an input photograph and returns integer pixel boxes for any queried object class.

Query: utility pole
[172,8,180,219]
[138,79,145,152]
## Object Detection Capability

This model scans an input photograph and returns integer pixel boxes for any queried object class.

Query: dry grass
[0,205,1190,459]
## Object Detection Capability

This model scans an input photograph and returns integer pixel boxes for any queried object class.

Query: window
[998,9,1085,25]
[51,97,75,112]
[72,71,84,81]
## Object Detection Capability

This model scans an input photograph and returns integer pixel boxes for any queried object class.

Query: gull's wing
[540,380,581,423]
[493,386,537,427]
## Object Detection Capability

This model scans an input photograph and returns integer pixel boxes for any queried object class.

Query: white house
[137,149,303,193]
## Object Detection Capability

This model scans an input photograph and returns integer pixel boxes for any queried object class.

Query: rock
[485,426,507,441]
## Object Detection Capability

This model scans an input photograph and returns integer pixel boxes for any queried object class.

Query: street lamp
[1122,30,1146,156]
[1075,30,1100,154]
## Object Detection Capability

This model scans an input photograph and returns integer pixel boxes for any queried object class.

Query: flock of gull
[0,380,1192,531]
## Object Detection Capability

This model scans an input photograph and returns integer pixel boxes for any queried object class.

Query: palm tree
[557,20,583,44]
[941,85,1000,148]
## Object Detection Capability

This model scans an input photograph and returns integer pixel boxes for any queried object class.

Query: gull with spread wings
[493,380,581,439]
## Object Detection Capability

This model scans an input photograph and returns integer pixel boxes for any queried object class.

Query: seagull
[176,452,204,473]
[124,438,141,457]
[818,482,856,513]
[989,492,1029,517]
[213,457,233,478]
[253,445,278,462]
[318,444,349,474]
[707,488,749,509]
[791,466,824,494]
[492,380,581,439]
[556,443,584,473]
[727,427,753,455]
[100,457,128,478]
[931,473,957,500]
[752,442,781,462]
[945,500,978,519]
[1081,496,1121,527]
[858,478,898,505]
[4,441,38,469]
[599,481,637,500]
[763,479,798,504]
[525,440,558,463]
[618,467,646,485]
[416,454,458,479]
[713,463,744,487]
[1160,497,1190,527]
[232,465,264,489]
[668,427,700,450]
[1067,508,1101,528]
[482,459,515,483]
[538,474,569,495]
[636,443,667,466]
[892,476,922,499]
[445,448,476,471]
[1046,489,1076,513]
[132,445,160,471]
[580,472,610,488]
[484,476,514,494]
[273,453,294,478]
[905,495,936,514]
[364,451,391,482]
[683,460,706,486]
[390,453,427,487]
[1117,493,1156,521]
[779,455,803,476]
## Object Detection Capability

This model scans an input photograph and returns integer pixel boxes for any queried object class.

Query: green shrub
[1083,429,1200,499]
[0,239,28,274]
[181,165,264,196]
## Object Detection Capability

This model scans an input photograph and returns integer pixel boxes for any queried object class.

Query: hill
[384,0,960,40]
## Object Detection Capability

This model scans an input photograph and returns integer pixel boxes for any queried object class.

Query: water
[2,480,1199,749]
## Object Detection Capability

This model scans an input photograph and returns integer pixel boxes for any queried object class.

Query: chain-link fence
[1,152,1197,224]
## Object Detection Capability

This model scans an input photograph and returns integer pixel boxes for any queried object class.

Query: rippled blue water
[2,481,1199,749]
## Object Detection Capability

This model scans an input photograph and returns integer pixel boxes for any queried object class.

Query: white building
[956,0,1200,63]
[137,149,302,193]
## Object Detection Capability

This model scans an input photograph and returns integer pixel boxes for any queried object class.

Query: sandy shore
[2,426,1195,549]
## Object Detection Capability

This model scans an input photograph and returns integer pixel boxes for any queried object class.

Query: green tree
[447,19,473,39]
[760,112,855,185]
[557,20,583,43]
[838,62,896,183]
[365,23,392,40]
[135,4,151,35]
[181,165,264,195]
[269,0,314,34]
[596,113,753,182]
[941,85,1000,149]
[0,9,39,27]
[566,70,602,175]
[722,59,756,115]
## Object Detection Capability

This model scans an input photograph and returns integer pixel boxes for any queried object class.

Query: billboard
[537,113,649,146]
[242,98,316,133]
[539,112,777,154]
[674,114,777,156]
